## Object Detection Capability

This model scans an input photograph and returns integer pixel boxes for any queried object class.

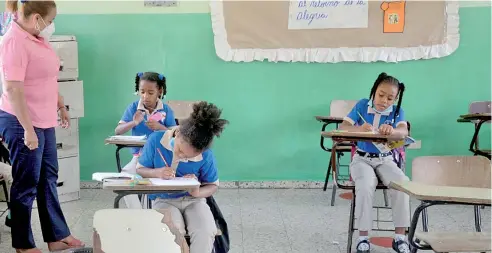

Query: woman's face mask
[35,16,55,40]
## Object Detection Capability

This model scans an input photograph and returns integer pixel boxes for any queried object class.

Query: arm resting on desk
[137,167,175,180]
[115,121,137,135]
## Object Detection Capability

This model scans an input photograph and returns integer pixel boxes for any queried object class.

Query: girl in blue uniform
[340,72,410,253]
[115,72,176,208]
[137,101,228,253]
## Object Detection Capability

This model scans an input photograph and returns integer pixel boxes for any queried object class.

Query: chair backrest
[469,101,491,115]
[329,100,358,118]
[167,100,199,124]
[412,156,491,189]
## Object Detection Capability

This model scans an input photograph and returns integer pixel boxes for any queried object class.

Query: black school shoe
[5,210,11,228]
[356,239,371,253]
[392,239,410,253]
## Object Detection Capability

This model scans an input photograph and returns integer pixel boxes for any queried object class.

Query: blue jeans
[0,110,70,249]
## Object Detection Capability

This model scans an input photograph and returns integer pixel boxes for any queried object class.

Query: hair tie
[20,0,28,3]
[137,72,143,78]
[158,74,165,80]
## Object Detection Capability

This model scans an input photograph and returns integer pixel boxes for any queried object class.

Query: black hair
[369,72,406,123]
[179,102,229,151]
[134,72,167,98]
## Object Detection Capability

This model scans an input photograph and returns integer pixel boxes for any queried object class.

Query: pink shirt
[0,21,60,128]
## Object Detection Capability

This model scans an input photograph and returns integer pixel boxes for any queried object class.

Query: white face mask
[35,17,55,40]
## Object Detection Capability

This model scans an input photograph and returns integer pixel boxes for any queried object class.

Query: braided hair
[179,102,229,151]
[134,72,166,99]
[369,72,405,122]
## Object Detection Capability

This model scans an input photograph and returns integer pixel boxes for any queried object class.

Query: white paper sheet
[92,172,135,182]
[149,177,200,187]
[108,135,147,141]
[288,0,369,30]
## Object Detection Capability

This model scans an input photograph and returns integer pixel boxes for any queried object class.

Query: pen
[156,148,169,167]
[357,111,368,124]
[358,111,376,133]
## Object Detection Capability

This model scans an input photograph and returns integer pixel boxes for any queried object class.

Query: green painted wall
[53,8,491,181]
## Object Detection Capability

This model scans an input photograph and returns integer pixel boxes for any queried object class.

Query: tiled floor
[0,188,490,253]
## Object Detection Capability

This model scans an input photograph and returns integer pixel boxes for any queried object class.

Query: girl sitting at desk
[339,72,410,253]
[115,72,176,208]
[136,101,228,253]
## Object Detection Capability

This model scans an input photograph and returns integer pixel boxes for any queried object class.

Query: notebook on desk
[92,172,136,182]
[149,177,200,187]
[107,135,147,142]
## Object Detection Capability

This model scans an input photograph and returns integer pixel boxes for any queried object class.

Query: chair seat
[415,231,491,252]
[336,180,388,190]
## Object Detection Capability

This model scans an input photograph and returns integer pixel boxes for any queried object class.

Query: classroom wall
[2,2,491,181]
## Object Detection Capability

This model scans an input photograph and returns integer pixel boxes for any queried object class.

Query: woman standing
[0,1,83,252]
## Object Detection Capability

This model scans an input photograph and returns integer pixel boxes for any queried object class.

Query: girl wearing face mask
[115,71,177,208]
[0,1,83,252]
[339,72,410,253]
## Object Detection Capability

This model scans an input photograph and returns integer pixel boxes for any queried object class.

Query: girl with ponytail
[136,101,228,253]
[339,72,411,253]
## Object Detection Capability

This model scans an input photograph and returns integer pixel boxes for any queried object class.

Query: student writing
[339,72,410,253]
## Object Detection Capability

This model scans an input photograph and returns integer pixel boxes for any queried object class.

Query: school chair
[468,101,491,159]
[0,137,10,224]
[152,101,230,253]
[408,156,491,253]
[331,122,412,253]
[167,100,200,125]
[320,100,358,206]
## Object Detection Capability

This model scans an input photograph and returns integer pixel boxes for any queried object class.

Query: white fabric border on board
[209,1,460,63]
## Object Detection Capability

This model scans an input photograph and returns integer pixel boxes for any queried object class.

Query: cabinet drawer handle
[57,182,64,187]
[56,143,63,150]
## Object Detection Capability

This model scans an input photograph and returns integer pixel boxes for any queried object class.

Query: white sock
[394,234,406,241]
[357,236,370,251]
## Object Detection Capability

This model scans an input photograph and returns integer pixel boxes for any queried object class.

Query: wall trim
[81,180,332,189]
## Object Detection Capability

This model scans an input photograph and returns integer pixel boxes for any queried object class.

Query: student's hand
[145,120,164,131]
[379,124,394,135]
[133,111,145,126]
[59,107,70,129]
[360,123,374,132]
[158,167,175,179]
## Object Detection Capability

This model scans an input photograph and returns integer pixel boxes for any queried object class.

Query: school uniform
[344,98,410,232]
[118,99,176,208]
[137,129,218,253]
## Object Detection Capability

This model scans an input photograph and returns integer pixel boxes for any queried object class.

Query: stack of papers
[92,172,136,182]
[107,135,147,141]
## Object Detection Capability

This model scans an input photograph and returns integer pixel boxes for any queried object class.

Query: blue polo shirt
[136,129,219,199]
[344,98,406,154]
[120,99,177,154]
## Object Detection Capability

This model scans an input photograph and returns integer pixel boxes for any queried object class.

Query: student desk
[315,116,354,205]
[104,138,146,172]
[102,181,194,209]
[389,181,491,253]
[322,130,405,253]
[457,113,491,159]
[92,209,189,253]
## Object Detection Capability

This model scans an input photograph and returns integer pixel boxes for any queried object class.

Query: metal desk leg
[114,193,125,209]
[115,145,124,173]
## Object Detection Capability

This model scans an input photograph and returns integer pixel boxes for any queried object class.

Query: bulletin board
[210,0,460,63]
